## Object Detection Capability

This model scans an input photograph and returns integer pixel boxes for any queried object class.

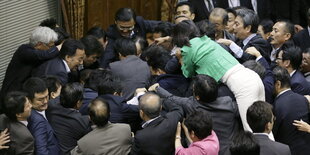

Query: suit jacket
[240,34,272,63]
[71,122,132,155]
[130,100,184,155]
[293,28,310,51]
[156,87,241,155]
[0,114,34,155]
[100,16,159,68]
[257,57,274,103]
[291,70,310,95]
[46,102,91,154]
[0,45,58,105]
[32,57,68,85]
[273,90,310,155]
[27,109,61,155]
[270,0,301,24]
[254,134,291,155]
[109,55,151,100]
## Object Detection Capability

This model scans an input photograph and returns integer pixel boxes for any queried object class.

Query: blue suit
[291,71,310,95]
[257,57,274,103]
[27,109,61,155]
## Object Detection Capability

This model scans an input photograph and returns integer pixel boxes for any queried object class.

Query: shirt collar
[253,133,269,136]
[20,120,28,126]
[276,88,291,98]
[62,59,71,73]
[36,110,47,120]
[142,116,161,128]
[290,70,296,77]
[243,34,256,47]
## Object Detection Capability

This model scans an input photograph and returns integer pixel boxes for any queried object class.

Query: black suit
[32,57,69,85]
[130,100,183,155]
[273,90,310,155]
[0,45,58,106]
[293,28,310,51]
[254,134,291,155]
[46,102,91,154]
[270,0,301,24]
[239,34,272,63]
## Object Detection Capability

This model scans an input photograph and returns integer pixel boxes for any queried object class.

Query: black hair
[185,110,213,139]
[193,74,218,103]
[97,75,122,95]
[243,60,266,79]
[88,97,110,127]
[259,19,274,33]
[115,8,136,22]
[175,1,194,14]
[79,69,93,84]
[276,20,295,37]
[84,69,113,91]
[86,26,107,41]
[60,83,84,108]
[80,35,103,56]
[230,131,260,155]
[154,22,173,37]
[43,76,62,98]
[22,77,47,101]
[236,8,259,33]
[133,36,148,54]
[145,45,172,72]
[114,38,137,56]
[4,91,28,121]
[172,20,201,47]
[226,8,237,17]
[195,19,216,40]
[273,66,291,88]
[303,48,310,55]
[281,46,302,70]
[59,39,85,59]
[247,101,273,133]
[39,18,69,46]
[139,92,161,119]
[39,18,57,29]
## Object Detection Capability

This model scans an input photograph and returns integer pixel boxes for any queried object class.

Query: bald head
[139,92,161,119]
[209,8,228,25]
[89,98,110,127]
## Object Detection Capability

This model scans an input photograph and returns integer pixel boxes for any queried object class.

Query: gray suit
[71,122,131,155]
[109,55,151,100]
[0,114,34,155]
[254,134,291,155]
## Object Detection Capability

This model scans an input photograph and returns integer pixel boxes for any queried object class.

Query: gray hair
[236,8,259,33]
[29,26,58,46]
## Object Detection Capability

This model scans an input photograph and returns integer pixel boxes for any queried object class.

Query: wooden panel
[85,0,162,33]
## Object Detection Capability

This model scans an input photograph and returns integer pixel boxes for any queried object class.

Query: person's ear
[245,25,252,33]
[190,13,195,20]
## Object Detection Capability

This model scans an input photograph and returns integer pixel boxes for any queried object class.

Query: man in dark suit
[109,38,150,101]
[275,46,310,95]
[130,92,184,155]
[46,83,91,154]
[0,91,34,155]
[23,77,61,155]
[217,8,272,63]
[294,8,310,51]
[152,74,241,155]
[247,101,291,155]
[272,66,310,155]
[71,98,132,155]
[300,48,310,82]
[0,26,59,107]
[32,39,85,85]
[100,8,159,68]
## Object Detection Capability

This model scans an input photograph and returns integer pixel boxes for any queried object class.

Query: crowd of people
[0,1,310,155]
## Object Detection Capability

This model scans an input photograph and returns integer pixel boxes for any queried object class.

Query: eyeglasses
[117,25,135,31]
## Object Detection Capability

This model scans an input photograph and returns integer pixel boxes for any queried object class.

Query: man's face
[176,5,194,20]
[116,19,135,37]
[275,50,287,68]
[226,12,235,33]
[301,53,310,73]
[257,25,268,40]
[233,16,249,40]
[83,53,99,67]
[270,22,290,48]
[31,89,49,111]
[66,49,85,71]
[18,98,32,120]
[209,15,225,32]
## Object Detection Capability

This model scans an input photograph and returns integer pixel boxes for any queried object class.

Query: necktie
[206,0,213,12]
